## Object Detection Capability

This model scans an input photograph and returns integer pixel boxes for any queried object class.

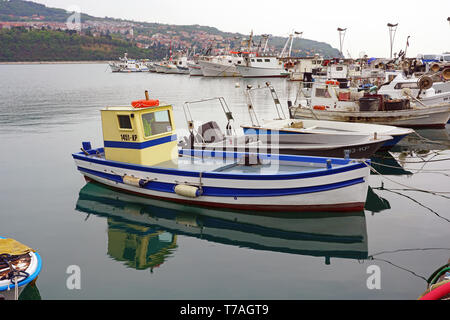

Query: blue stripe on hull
[245,128,408,148]
[73,149,369,181]
[381,134,407,147]
[104,134,177,150]
[77,166,365,197]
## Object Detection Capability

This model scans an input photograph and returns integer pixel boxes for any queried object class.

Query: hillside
[0,0,341,59]
[0,28,167,61]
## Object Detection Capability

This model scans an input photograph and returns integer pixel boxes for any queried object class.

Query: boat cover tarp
[0,238,34,256]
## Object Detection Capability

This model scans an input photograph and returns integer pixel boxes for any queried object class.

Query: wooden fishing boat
[72,92,371,212]
[0,237,42,300]
[290,80,450,128]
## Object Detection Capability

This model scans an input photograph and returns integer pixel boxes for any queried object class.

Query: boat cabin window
[315,88,331,98]
[394,82,419,89]
[237,61,241,64]
[251,59,255,62]
[118,115,132,130]
[142,110,172,137]
[257,59,263,62]
[336,66,343,71]
[264,59,270,62]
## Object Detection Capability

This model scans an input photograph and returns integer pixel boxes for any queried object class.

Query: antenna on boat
[245,85,261,127]
[387,23,398,59]
[337,27,347,58]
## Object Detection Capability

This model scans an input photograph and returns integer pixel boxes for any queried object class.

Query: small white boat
[0,237,42,300]
[180,96,392,159]
[241,83,413,150]
[72,93,371,212]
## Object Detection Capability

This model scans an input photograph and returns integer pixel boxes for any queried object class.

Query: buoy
[313,105,326,110]
[174,184,202,198]
[131,99,160,108]
[235,82,240,88]
[122,175,150,188]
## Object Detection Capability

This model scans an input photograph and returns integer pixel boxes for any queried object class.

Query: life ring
[131,99,160,108]
[325,80,340,86]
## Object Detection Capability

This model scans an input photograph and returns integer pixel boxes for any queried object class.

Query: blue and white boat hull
[73,148,370,212]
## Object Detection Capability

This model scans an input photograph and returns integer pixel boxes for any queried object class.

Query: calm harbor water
[0,63,449,300]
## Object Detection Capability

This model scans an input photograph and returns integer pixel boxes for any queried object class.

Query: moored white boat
[242,83,413,149]
[198,55,243,77]
[72,94,371,212]
[187,61,203,76]
[237,56,289,78]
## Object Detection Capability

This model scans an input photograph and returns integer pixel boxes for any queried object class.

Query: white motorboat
[240,83,412,150]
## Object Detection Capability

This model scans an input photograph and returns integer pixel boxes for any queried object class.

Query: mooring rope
[411,131,450,147]
[363,161,450,195]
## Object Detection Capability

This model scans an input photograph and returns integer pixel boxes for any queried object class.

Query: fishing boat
[290,80,450,128]
[198,54,243,77]
[76,182,369,263]
[179,96,392,159]
[72,91,371,212]
[0,237,42,300]
[236,55,289,78]
[187,61,203,76]
[377,71,450,106]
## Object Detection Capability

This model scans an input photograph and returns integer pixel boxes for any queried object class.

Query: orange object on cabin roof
[131,99,160,108]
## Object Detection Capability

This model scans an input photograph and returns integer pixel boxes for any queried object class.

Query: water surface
[0,63,449,300]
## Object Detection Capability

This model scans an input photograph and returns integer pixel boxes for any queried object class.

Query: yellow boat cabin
[100,96,178,166]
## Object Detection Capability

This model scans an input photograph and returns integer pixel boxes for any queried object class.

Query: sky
[34,0,450,58]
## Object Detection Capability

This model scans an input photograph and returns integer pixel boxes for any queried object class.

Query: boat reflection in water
[364,187,391,214]
[75,183,371,268]
[391,128,450,153]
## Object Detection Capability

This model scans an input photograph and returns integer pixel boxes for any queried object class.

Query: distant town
[0,14,329,57]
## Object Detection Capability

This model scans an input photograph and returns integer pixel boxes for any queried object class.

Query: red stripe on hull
[84,176,365,213]
[396,123,447,129]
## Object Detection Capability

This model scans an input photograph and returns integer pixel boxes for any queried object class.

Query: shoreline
[0,61,110,65]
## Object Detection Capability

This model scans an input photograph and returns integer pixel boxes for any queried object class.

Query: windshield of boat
[142,110,172,137]
[315,87,331,98]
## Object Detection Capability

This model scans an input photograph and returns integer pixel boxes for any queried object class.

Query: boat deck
[79,148,351,175]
